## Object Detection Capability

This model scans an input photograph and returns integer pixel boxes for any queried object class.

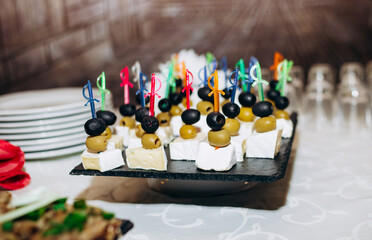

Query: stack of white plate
[0,88,113,160]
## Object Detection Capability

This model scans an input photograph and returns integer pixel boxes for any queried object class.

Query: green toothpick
[165,61,175,98]
[276,59,293,96]
[251,61,268,101]
[97,71,110,111]
[235,59,248,92]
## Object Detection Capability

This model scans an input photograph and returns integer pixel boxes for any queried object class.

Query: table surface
[18,121,372,240]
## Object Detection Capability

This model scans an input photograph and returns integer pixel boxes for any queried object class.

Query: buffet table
[21,125,372,240]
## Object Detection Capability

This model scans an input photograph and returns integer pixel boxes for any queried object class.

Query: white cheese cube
[125,146,168,171]
[127,129,142,149]
[195,142,236,171]
[230,135,246,162]
[194,115,210,135]
[238,121,254,138]
[81,149,124,172]
[170,116,183,137]
[115,126,130,147]
[169,133,206,161]
[276,118,293,138]
[107,135,124,150]
[245,128,283,159]
[156,126,173,145]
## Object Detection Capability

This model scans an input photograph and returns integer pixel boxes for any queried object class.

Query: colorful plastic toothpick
[246,57,258,93]
[206,52,216,73]
[96,72,110,111]
[135,71,148,107]
[235,59,248,92]
[276,59,293,96]
[208,70,224,112]
[251,61,268,102]
[198,65,209,87]
[83,80,100,119]
[164,61,175,99]
[228,68,241,104]
[181,69,194,109]
[220,56,228,87]
[145,74,162,117]
[269,52,284,81]
[120,67,134,105]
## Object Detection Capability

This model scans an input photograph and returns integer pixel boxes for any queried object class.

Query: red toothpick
[120,66,133,105]
[144,73,162,116]
[181,69,194,109]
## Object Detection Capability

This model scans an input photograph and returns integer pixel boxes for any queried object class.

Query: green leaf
[43,223,66,236]
[73,199,87,210]
[26,207,46,221]
[102,212,115,220]
[64,212,87,231]
[53,202,66,211]
[2,221,13,232]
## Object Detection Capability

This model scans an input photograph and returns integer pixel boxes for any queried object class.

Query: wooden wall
[1,0,371,99]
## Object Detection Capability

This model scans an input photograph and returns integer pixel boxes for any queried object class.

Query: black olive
[269,80,278,90]
[175,78,183,87]
[222,102,240,119]
[135,107,149,123]
[238,92,256,107]
[275,96,289,110]
[84,118,107,136]
[119,104,136,117]
[141,116,160,133]
[206,112,226,131]
[267,89,280,101]
[222,88,232,99]
[169,93,183,105]
[96,110,117,126]
[181,89,193,98]
[181,109,201,125]
[198,87,213,102]
[252,101,274,117]
[158,99,172,112]
[135,94,150,105]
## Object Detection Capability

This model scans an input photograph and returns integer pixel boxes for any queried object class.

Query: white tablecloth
[21,125,372,240]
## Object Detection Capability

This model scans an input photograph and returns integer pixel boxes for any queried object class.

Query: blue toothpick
[228,68,241,103]
[135,71,149,107]
[82,80,100,119]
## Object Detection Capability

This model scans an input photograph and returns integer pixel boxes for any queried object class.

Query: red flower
[0,140,30,190]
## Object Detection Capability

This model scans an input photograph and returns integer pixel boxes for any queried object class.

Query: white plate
[24,144,85,160]
[0,113,90,128]
[0,104,112,122]
[20,137,85,152]
[0,88,112,116]
[0,119,86,134]
[9,132,87,146]
[0,126,83,140]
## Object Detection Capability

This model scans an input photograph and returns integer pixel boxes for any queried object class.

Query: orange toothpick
[269,52,284,81]
[207,70,224,112]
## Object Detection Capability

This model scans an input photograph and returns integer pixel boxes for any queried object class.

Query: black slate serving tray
[70,113,297,183]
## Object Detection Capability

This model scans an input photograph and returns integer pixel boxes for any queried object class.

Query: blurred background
[0,0,371,107]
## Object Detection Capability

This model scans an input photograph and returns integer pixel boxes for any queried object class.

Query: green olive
[180,124,197,139]
[119,117,135,129]
[170,105,182,116]
[223,118,240,136]
[274,110,290,120]
[197,101,213,115]
[85,135,108,153]
[100,127,112,139]
[182,98,193,108]
[141,133,161,149]
[237,107,255,122]
[208,129,231,147]
[135,124,146,138]
[156,112,171,126]
[254,116,276,133]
